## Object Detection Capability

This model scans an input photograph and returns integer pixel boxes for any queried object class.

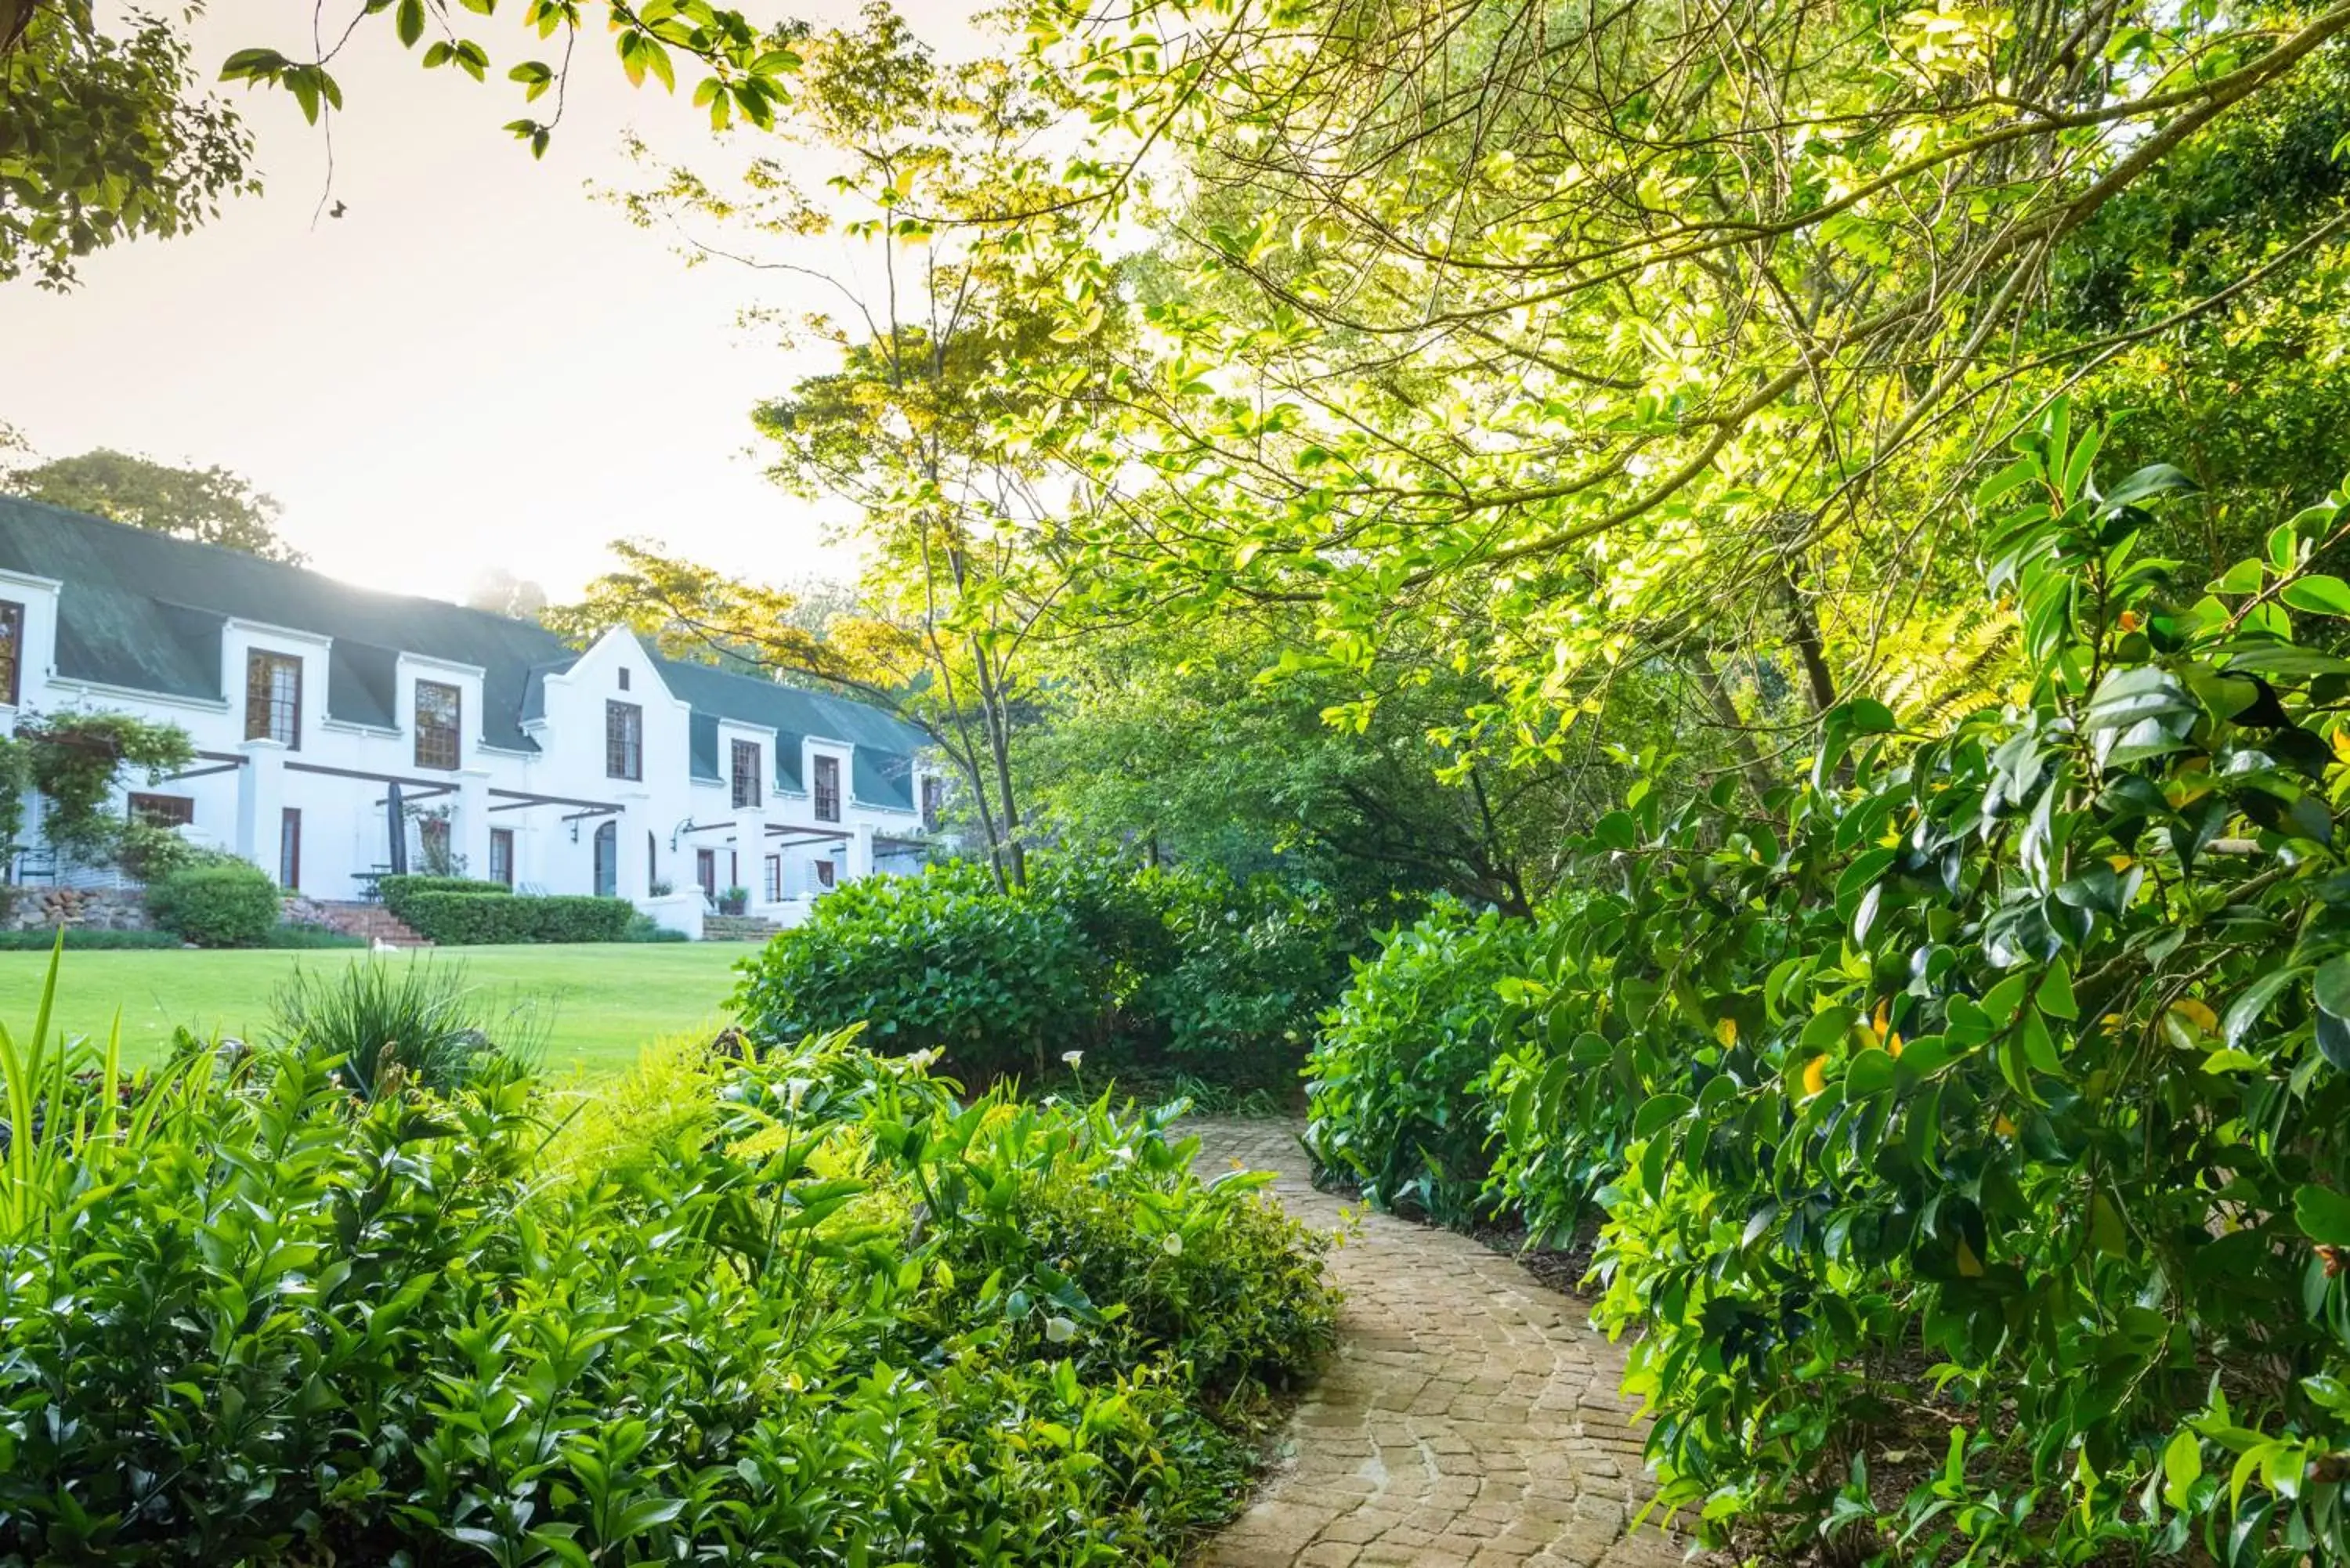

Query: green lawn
[2,943,754,1078]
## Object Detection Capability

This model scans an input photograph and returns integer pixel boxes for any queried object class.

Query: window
[414,679,462,769]
[419,815,451,873]
[606,700,642,779]
[245,650,302,747]
[490,828,515,888]
[617,667,631,691]
[279,807,302,890]
[731,739,762,808]
[0,599,22,706]
[591,819,616,897]
[128,792,194,827]
[812,753,841,822]
[764,854,783,902]
[696,847,717,899]
[920,775,945,832]
[814,858,836,889]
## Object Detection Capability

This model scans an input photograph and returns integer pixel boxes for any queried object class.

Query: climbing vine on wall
[6,710,193,867]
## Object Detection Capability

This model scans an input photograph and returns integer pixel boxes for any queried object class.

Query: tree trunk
[1689,653,1776,806]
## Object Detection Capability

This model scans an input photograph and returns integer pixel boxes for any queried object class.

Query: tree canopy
[2,445,304,562]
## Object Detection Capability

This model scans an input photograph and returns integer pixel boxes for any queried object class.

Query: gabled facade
[0,496,942,934]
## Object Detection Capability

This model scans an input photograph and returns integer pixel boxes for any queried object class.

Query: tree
[4,447,304,562]
[995,0,2350,760]
[606,2,1117,888]
[1,0,801,287]
[463,567,549,620]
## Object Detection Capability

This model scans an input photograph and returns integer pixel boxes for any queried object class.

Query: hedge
[378,875,509,922]
[396,891,634,945]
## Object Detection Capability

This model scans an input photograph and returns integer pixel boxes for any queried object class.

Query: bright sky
[0,0,987,605]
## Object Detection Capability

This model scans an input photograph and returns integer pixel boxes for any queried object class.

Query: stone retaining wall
[2,886,153,933]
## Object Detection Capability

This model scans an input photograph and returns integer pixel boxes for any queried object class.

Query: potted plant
[718,886,749,916]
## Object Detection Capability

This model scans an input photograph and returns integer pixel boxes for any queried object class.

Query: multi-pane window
[731,739,761,808]
[0,599,22,706]
[606,700,642,779]
[764,854,783,902]
[490,828,515,888]
[814,858,836,889]
[414,680,462,769]
[245,650,302,747]
[920,775,945,831]
[812,753,841,822]
[128,793,194,827]
[279,808,302,890]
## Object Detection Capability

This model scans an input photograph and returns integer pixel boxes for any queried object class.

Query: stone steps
[295,898,434,948]
[702,914,783,942]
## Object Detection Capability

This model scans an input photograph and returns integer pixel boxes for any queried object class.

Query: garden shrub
[743,858,1370,1089]
[144,860,280,946]
[397,891,634,945]
[1302,897,1545,1222]
[1347,417,2350,1565]
[736,863,1101,1079]
[0,955,1336,1566]
[377,873,508,921]
[1148,873,1361,1082]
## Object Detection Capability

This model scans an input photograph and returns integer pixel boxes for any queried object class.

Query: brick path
[1187,1120,1693,1568]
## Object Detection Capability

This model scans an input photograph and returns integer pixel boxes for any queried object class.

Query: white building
[0,497,944,935]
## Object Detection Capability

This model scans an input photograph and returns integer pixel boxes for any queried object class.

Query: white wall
[2,605,938,924]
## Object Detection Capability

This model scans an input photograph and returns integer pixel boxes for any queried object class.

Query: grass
[0,943,752,1078]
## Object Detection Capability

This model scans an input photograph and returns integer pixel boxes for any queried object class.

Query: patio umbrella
[385,780,408,874]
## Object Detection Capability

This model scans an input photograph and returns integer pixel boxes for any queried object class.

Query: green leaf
[396,0,425,46]
[2104,463,2196,508]
[2292,1183,2350,1246]
[2035,959,2078,1021]
[2313,956,2350,1021]
[1633,1093,1692,1139]
[2224,966,2304,1046]
[2281,575,2350,618]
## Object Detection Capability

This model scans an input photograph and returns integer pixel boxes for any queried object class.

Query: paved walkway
[1187,1120,1694,1568]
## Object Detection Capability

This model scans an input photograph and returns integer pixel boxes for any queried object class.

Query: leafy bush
[744,859,1371,1088]
[1340,418,2350,1564]
[144,860,281,946]
[1148,873,1361,1082]
[0,957,1336,1566]
[1303,898,1545,1223]
[377,873,508,921]
[736,863,1102,1079]
[272,957,542,1096]
[398,891,634,945]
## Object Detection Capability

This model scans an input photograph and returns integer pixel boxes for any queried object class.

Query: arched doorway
[592,819,616,898]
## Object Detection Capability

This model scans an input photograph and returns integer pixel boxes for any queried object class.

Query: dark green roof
[0,496,928,796]
[653,654,928,811]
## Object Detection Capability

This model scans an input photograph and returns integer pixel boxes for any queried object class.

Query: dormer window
[414,680,462,769]
[244,650,302,748]
[812,753,841,822]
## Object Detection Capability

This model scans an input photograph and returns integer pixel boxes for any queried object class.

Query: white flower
[1161,1232,1184,1257]
[1061,1050,1084,1070]
[1044,1315,1078,1344]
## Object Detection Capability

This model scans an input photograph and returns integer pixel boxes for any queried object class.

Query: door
[696,848,716,901]
[278,807,301,890]
[592,819,616,898]
[490,828,514,888]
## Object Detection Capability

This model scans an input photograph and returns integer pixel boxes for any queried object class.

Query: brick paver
[1188,1119,1694,1568]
